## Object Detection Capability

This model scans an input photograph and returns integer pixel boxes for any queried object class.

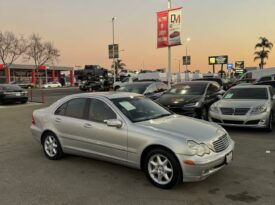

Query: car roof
[176,81,211,85]
[65,92,143,100]
[231,85,270,89]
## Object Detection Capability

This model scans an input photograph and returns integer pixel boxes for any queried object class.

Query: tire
[21,100,28,104]
[114,86,120,91]
[265,114,273,132]
[42,132,64,160]
[144,148,182,189]
[200,107,208,121]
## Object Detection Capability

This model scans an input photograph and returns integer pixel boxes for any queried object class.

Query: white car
[42,82,62,88]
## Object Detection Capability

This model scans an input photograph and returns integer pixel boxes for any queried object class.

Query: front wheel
[42,132,64,160]
[265,114,273,132]
[144,148,182,189]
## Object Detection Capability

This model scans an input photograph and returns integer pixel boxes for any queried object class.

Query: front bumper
[209,110,270,128]
[176,140,234,182]
[169,107,200,118]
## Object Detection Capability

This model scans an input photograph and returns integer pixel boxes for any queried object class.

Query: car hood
[215,99,268,108]
[157,94,203,107]
[136,115,224,143]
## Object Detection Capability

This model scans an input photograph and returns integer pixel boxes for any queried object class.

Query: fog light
[259,120,266,125]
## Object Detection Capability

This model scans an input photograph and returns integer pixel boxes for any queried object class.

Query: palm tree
[112,59,126,76]
[254,37,273,69]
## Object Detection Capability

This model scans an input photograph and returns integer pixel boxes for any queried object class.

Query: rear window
[223,88,268,100]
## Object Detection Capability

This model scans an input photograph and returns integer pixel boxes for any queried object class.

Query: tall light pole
[167,0,172,88]
[112,17,116,83]
[174,58,181,83]
[185,38,191,73]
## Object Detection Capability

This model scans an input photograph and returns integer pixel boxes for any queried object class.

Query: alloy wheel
[44,135,59,157]
[148,154,173,185]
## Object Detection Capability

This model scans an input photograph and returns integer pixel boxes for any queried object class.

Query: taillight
[32,115,36,125]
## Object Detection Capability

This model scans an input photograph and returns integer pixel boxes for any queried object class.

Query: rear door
[53,98,89,150]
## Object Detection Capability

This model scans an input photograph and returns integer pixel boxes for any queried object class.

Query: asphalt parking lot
[0,88,274,205]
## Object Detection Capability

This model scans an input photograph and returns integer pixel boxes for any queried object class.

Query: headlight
[251,105,267,114]
[187,140,210,156]
[184,102,200,108]
[210,104,219,113]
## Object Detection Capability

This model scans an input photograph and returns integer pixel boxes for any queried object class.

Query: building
[0,64,74,85]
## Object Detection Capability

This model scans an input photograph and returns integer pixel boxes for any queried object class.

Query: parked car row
[0,84,28,104]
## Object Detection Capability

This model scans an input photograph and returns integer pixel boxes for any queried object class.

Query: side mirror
[104,119,123,128]
[273,95,275,100]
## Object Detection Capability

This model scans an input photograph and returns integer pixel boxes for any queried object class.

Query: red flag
[157,10,169,48]
[0,64,4,70]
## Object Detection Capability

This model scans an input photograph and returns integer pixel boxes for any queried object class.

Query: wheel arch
[40,130,58,145]
[140,144,181,172]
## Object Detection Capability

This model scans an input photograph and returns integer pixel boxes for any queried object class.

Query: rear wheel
[114,86,120,91]
[144,148,182,189]
[42,132,64,160]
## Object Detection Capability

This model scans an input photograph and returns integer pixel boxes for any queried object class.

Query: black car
[192,77,228,90]
[0,84,28,104]
[118,82,168,100]
[255,80,275,90]
[156,81,224,120]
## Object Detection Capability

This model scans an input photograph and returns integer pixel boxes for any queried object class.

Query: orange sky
[1,0,275,73]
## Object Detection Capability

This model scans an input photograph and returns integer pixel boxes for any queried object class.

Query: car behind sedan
[156,81,224,120]
[0,84,28,104]
[209,85,275,131]
[31,92,234,189]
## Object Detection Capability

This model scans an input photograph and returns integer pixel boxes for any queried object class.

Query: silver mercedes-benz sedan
[209,85,275,131]
[31,92,234,189]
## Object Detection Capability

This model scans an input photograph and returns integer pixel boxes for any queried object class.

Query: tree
[26,34,60,69]
[25,34,60,85]
[0,31,28,82]
[254,37,273,69]
[112,59,126,76]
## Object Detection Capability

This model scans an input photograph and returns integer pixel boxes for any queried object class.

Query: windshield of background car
[118,83,150,94]
[223,88,268,100]
[167,83,206,95]
[1,85,23,91]
[111,97,172,122]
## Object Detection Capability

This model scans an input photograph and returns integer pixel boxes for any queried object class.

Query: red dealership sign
[39,65,46,70]
[157,7,182,48]
[0,64,4,70]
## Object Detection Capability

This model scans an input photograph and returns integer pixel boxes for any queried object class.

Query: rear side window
[55,98,88,119]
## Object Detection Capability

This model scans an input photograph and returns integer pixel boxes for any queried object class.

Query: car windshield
[223,88,268,100]
[111,96,172,123]
[118,83,150,94]
[167,83,206,95]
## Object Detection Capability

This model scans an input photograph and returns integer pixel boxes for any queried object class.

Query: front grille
[223,120,244,125]
[220,108,234,115]
[212,134,229,153]
[234,108,250,115]
[220,107,250,115]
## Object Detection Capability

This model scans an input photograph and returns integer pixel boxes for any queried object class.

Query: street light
[112,17,116,83]
[184,38,191,80]
[174,58,181,83]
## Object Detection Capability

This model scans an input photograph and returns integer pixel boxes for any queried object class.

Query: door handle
[55,118,62,123]
[83,123,92,128]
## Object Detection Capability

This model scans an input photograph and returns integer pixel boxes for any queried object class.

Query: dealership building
[0,64,75,85]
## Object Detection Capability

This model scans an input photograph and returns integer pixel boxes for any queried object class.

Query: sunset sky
[1,0,275,73]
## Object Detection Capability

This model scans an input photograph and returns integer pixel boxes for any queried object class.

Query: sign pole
[167,0,172,88]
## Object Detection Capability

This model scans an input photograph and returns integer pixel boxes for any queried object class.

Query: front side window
[168,83,207,96]
[145,84,157,94]
[111,97,172,123]
[64,98,88,119]
[89,99,117,123]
